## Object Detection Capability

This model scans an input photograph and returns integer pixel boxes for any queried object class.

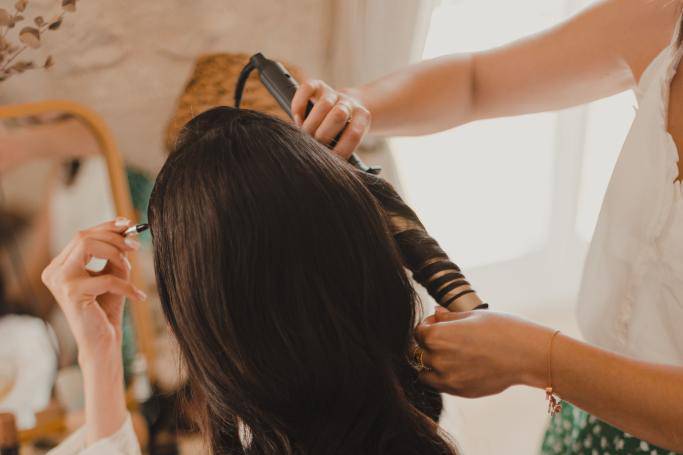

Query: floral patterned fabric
[541,403,680,455]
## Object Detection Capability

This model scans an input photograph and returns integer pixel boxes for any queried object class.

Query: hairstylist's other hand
[291,80,371,160]
[416,310,554,398]
[41,218,146,364]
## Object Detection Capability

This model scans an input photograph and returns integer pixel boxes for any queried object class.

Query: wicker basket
[165,53,306,152]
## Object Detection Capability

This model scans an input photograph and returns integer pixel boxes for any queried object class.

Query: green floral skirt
[541,403,680,455]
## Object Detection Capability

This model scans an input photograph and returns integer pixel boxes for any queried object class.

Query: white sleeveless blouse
[577,21,683,365]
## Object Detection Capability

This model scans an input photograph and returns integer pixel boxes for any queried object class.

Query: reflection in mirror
[0,108,154,442]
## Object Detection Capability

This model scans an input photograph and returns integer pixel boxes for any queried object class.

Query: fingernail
[294,114,302,126]
[122,255,132,271]
[124,238,141,250]
[115,217,131,227]
[135,289,147,301]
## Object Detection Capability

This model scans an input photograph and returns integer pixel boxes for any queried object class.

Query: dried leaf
[14,0,27,12]
[48,17,62,30]
[62,0,76,13]
[34,16,44,26]
[18,26,40,48]
[9,60,34,73]
[43,55,53,68]
[0,9,11,26]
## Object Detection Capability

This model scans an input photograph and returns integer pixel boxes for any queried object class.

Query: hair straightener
[234,52,381,175]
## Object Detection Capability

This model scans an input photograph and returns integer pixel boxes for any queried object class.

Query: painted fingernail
[135,289,147,301]
[115,217,131,227]
[122,255,132,271]
[124,238,141,250]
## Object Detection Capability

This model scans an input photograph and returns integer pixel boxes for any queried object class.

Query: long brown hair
[148,107,456,454]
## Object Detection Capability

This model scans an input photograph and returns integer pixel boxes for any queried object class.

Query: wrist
[81,350,127,446]
[78,344,123,379]
[341,87,370,112]
[517,326,557,390]
[340,86,362,100]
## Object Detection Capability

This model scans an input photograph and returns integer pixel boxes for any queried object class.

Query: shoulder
[600,0,683,81]
[558,0,682,83]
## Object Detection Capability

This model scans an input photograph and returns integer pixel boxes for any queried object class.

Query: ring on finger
[337,101,353,121]
[412,345,427,372]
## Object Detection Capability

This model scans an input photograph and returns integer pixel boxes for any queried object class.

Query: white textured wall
[1,0,334,173]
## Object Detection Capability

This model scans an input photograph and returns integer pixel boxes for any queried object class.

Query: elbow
[466,52,481,123]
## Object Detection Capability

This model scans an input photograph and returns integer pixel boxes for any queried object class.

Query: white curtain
[326,0,438,187]
[327,0,437,87]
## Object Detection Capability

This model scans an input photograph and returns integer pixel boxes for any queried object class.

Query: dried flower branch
[0,0,79,82]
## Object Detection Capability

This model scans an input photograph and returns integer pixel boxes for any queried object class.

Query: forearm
[346,54,476,137]
[80,346,128,447]
[347,0,681,140]
[422,309,683,450]
[530,334,683,451]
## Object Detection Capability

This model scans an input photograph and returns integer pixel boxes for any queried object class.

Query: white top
[0,316,56,429]
[577,19,683,365]
[50,157,117,257]
[48,414,140,455]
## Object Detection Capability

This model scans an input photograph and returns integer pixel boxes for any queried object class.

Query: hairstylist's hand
[416,310,554,398]
[291,80,371,159]
[41,218,146,363]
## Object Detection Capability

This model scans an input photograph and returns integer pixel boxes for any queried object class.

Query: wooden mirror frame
[0,99,157,441]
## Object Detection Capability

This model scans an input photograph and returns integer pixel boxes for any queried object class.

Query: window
[390,0,634,310]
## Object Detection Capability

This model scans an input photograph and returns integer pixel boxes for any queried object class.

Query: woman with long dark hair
[43,107,462,454]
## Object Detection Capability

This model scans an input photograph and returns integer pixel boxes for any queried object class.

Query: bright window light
[391,0,566,268]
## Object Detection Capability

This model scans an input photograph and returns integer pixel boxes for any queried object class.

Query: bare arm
[470,0,679,122]
[418,311,683,452]
[42,219,145,447]
[549,334,683,450]
[295,0,682,146]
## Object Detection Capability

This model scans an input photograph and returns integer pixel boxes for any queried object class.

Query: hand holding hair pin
[124,223,149,237]
[84,219,147,273]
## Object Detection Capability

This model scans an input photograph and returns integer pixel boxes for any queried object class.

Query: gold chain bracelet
[545,330,563,417]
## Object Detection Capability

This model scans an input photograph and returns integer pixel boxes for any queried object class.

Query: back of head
[148,107,456,454]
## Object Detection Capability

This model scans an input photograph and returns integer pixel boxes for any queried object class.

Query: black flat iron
[234,52,381,175]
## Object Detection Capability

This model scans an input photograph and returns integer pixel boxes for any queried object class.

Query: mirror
[0,101,156,446]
